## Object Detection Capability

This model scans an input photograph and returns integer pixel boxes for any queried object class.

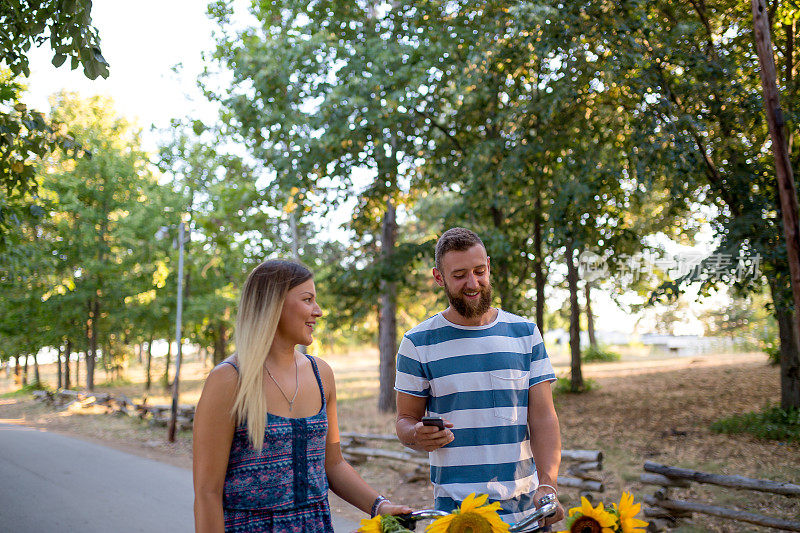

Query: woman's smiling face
[276,278,322,347]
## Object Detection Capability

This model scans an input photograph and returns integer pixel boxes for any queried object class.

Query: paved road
[0,422,359,532]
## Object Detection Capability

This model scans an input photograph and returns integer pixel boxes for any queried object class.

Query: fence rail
[33,389,194,430]
[641,461,800,531]
[341,431,605,496]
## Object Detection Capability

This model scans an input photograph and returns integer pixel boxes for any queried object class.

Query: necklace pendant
[265,356,300,412]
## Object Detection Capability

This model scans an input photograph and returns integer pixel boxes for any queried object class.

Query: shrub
[582,345,621,363]
[0,381,49,398]
[711,406,800,443]
[553,376,598,394]
[760,338,780,366]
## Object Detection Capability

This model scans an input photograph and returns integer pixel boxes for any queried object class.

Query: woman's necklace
[265,355,299,411]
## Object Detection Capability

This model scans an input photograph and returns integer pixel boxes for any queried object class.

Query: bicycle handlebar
[394,498,558,533]
[508,500,558,532]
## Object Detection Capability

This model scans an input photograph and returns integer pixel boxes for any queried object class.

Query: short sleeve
[394,335,430,397]
[529,324,556,387]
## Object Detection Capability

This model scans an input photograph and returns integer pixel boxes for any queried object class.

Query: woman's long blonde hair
[232,259,312,451]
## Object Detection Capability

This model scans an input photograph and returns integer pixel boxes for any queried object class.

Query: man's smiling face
[434,244,492,319]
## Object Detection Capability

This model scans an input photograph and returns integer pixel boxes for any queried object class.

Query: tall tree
[43,93,158,390]
[207,0,443,412]
[0,0,108,247]
[158,120,286,366]
[606,0,800,408]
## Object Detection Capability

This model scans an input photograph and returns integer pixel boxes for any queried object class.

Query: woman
[193,260,410,532]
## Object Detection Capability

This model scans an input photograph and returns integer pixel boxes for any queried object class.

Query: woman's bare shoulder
[201,360,239,399]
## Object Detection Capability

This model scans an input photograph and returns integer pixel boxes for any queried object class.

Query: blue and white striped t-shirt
[394,309,556,524]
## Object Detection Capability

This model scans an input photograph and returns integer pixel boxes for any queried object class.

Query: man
[394,227,564,528]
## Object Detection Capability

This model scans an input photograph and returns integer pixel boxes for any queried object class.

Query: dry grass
[1,349,798,531]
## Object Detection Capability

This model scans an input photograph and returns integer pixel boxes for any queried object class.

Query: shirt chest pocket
[489,369,529,423]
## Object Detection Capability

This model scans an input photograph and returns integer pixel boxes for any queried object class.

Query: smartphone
[421,416,445,430]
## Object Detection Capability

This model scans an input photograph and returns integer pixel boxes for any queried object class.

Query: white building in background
[543,328,743,357]
[637,334,741,356]
[544,328,631,348]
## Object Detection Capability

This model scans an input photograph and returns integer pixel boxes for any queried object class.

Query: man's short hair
[435,227,485,272]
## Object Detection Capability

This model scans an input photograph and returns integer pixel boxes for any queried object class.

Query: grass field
[1,347,798,531]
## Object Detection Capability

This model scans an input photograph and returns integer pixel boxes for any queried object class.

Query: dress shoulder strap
[218,360,239,373]
[305,354,326,405]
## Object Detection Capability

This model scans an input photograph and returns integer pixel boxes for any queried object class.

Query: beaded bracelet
[371,495,388,518]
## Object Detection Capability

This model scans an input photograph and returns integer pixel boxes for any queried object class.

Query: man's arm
[395,392,454,452]
[528,380,565,526]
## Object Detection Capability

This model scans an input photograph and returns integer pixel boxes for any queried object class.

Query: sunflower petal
[425,514,454,533]
[358,515,382,533]
[462,492,489,512]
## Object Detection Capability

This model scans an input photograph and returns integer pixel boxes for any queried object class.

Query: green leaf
[52,54,67,68]
[92,47,109,66]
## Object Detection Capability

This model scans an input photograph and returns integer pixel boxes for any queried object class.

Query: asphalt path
[0,422,359,532]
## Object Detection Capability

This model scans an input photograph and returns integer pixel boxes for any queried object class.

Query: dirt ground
[1,350,798,532]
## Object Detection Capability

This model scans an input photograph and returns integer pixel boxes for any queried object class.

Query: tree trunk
[378,196,398,413]
[787,21,795,157]
[163,335,172,388]
[64,340,72,390]
[104,340,111,380]
[145,334,153,392]
[533,189,546,334]
[585,281,597,349]
[86,298,98,391]
[566,240,584,391]
[22,354,28,386]
[32,351,40,385]
[753,0,800,411]
[56,344,63,389]
[489,204,514,311]
[13,356,20,385]
[769,277,800,409]
[213,322,227,365]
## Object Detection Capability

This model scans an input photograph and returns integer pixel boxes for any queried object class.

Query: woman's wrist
[376,499,391,515]
[371,495,389,517]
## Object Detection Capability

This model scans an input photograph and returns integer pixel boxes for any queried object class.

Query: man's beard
[444,281,493,319]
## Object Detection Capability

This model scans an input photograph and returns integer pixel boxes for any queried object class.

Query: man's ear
[432,268,445,287]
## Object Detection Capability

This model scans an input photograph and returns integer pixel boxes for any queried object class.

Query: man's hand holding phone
[414,416,454,451]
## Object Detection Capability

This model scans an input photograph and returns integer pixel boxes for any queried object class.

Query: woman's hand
[376,500,414,516]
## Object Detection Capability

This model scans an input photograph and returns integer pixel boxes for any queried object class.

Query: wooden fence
[33,389,194,431]
[34,390,604,499]
[341,432,605,499]
[640,461,800,531]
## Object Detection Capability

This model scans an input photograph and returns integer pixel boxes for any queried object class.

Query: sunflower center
[571,515,602,533]
[446,511,493,533]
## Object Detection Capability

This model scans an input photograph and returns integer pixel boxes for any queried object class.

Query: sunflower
[359,515,383,533]
[557,497,616,533]
[426,493,510,533]
[613,492,649,533]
